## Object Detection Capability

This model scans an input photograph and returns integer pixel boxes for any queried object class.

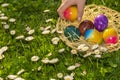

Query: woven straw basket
[56,4,120,57]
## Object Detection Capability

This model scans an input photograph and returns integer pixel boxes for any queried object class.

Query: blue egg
[84,29,94,39]
[64,25,80,41]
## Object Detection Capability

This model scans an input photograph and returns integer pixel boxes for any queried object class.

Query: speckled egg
[84,29,103,44]
[64,25,80,41]
[79,20,94,35]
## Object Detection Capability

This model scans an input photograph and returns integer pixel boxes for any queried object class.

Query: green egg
[64,25,81,41]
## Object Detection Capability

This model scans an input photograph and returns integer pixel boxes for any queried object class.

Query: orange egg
[64,6,78,21]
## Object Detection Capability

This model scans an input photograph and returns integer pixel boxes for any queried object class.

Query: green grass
[0,0,120,80]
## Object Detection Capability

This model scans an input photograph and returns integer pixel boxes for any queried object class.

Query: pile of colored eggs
[64,12,118,44]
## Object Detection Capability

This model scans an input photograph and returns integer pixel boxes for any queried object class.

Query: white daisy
[31,56,40,62]
[51,28,56,34]
[0,16,8,20]
[77,44,86,50]
[58,48,65,53]
[41,58,49,64]
[25,26,31,31]
[44,26,51,30]
[52,41,58,45]
[17,69,25,75]
[91,44,99,50]
[46,19,53,23]
[64,75,74,80]
[43,9,50,13]
[0,46,8,54]
[81,46,89,51]
[50,78,56,80]
[46,52,52,57]
[27,29,35,35]
[51,37,60,45]
[70,72,75,77]
[94,49,100,54]
[37,66,42,71]
[0,77,3,80]
[0,13,5,17]
[15,35,25,40]
[57,73,63,79]
[40,27,45,31]
[14,77,25,80]
[31,69,35,72]
[99,47,108,52]
[94,54,101,58]
[0,54,5,60]
[3,24,9,29]
[25,36,34,41]
[1,21,7,25]
[81,71,87,76]
[71,49,77,54]
[83,52,92,58]
[1,3,9,7]
[49,58,59,64]
[67,65,76,71]
[57,30,63,34]
[9,18,16,22]
[7,75,17,79]
[42,30,50,34]
[10,30,16,35]
[74,63,80,68]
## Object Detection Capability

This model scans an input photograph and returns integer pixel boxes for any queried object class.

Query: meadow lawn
[0,0,120,80]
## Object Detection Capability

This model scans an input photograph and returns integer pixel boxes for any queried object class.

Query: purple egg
[94,14,108,32]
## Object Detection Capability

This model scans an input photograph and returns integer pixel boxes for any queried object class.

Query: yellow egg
[85,29,103,44]
[103,27,118,39]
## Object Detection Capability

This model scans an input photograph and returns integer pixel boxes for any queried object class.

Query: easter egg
[79,20,94,35]
[94,14,108,32]
[103,27,118,39]
[64,25,80,41]
[105,36,118,44]
[103,27,118,44]
[64,6,78,21]
[84,29,103,44]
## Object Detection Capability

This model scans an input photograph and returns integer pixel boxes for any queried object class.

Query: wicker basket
[56,4,120,57]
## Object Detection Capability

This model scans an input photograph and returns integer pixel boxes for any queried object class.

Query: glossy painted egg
[105,36,118,44]
[84,29,103,44]
[79,20,94,35]
[103,27,118,44]
[64,6,78,21]
[64,25,80,41]
[94,14,108,32]
[103,27,118,39]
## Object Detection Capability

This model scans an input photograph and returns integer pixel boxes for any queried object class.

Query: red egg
[79,20,94,35]
[64,6,78,21]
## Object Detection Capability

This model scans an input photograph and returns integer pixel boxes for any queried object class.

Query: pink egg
[105,36,118,44]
